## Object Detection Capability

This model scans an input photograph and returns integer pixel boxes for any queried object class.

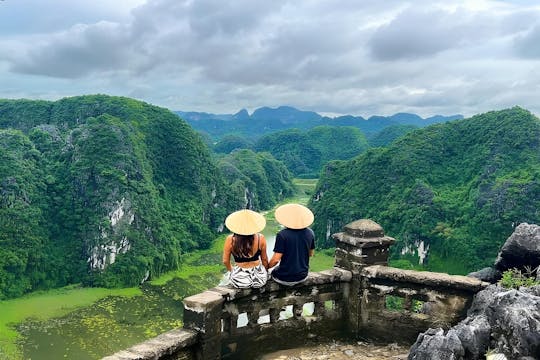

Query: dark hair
[232,234,254,258]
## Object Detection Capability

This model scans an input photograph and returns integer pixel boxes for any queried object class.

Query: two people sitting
[222,203,315,288]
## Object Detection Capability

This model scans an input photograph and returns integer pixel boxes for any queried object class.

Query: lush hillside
[218,149,295,210]
[0,95,246,299]
[177,106,462,139]
[254,126,370,177]
[310,107,540,274]
[368,124,418,147]
[213,134,254,154]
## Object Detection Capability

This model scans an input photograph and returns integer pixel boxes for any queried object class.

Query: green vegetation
[213,134,254,154]
[1,176,330,359]
[0,95,293,299]
[310,107,540,273]
[499,268,540,289]
[218,149,295,210]
[0,236,227,360]
[0,285,141,359]
[310,248,335,271]
[254,126,369,177]
[368,124,418,147]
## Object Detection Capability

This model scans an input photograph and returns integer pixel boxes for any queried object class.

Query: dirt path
[260,340,409,360]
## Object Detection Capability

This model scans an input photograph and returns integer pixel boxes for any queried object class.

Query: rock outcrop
[408,284,540,359]
[494,223,540,274]
[410,223,540,359]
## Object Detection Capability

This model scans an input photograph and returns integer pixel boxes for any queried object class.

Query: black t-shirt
[272,227,315,282]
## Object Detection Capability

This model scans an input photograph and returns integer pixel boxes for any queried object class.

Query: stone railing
[103,219,489,360]
[183,268,352,359]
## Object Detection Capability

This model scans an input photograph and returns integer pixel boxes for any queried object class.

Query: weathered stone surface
[333,233,395,248]
[486,286,540,358]
[467,267,502,283]
[101,329,197,360]
[452,315,491,358]
[494,223,540,273]
[183,290,224,312]
[408,328,464,360]
[260,339,409,360]
[408,284,540,360]
[344,219,385,238]
[362,265,489,292]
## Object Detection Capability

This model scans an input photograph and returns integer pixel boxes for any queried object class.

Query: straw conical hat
[225,209,266,235]
[274,203,314,229]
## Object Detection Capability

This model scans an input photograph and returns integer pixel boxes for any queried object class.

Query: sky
[1,0,540,118]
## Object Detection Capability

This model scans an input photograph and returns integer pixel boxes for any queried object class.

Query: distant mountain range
[175,106,463,138]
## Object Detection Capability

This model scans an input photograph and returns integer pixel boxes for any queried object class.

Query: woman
[222,209,269,288]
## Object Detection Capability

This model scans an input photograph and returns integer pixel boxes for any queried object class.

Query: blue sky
[1,0,540,118]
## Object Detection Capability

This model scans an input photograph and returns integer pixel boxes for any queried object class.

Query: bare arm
[268,252,283,269]
[222,236,233,271]
[309,249,314,257]
[259,235,269,269]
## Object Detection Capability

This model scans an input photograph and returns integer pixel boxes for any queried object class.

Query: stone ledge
[344,219,385,237]
[362,265,490,292]
[208,268,353,301]
[101,328,198,360]
[333,233,396,248]
[183,290,224,312]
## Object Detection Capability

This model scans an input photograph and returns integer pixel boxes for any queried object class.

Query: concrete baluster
[183,291,224,360]
[332,219,395,338]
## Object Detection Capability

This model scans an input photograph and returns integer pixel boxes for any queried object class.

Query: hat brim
[225,209,266,235]
[274,203,314,229]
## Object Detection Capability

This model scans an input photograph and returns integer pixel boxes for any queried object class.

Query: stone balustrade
[103,219,489,360]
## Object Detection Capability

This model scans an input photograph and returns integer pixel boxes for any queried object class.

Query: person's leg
[251,263,268,288]
[229,266,253,288]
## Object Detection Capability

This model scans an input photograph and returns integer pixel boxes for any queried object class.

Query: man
[268,203,315,286]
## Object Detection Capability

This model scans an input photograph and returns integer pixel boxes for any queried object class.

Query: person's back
[271,227,315,283]
[268,203,315,286]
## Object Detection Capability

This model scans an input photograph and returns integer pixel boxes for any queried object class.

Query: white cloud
[0,0,540,118]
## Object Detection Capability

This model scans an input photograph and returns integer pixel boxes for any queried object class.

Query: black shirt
[272,227,315,282]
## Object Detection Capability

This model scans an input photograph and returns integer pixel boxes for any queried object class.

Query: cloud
[8,22,135,78]
[1,0,540,117]
[513,22,540,58]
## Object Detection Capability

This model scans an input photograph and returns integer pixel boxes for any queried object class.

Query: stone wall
[102,328,198,360]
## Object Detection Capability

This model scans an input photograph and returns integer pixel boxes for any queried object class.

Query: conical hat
[274,203,314,229]
[225,209,266,235]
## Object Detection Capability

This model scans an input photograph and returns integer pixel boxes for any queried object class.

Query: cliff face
[0,95,241,298]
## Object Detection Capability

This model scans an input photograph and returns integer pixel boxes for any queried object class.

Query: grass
[309,250,335,271]
[0,285,141,359]
[290,178,318,204]
[150,236,226,286]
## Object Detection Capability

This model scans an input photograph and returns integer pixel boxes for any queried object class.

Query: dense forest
[0,95,294,299]
[310,107,540,274]
[218,149,295,210]
[213,126,369,177]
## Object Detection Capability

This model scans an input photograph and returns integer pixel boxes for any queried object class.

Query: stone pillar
[183,291,224,360]
[332,219,395,271]
[332,219,395,338]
